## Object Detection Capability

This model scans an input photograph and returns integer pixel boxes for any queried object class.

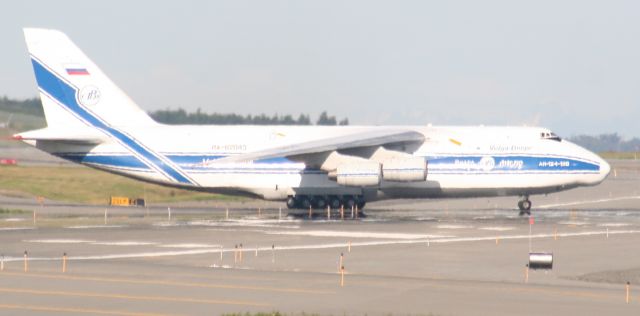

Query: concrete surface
[0,160,639,315]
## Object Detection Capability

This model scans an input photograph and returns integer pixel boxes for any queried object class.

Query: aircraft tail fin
[23,28,158,131]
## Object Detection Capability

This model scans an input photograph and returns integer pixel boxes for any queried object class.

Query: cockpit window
[540,131,562,142]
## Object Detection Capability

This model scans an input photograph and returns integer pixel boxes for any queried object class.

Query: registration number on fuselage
[211,144,247,152]
[538,160,570,168]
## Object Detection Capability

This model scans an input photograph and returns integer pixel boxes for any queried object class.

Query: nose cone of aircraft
[568,139,611,185]
[598,156,611,182]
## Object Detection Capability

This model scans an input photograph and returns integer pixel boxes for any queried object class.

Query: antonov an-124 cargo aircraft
[15,28,611,215]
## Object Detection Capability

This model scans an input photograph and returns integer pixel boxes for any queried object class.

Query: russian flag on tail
[65,64,89,75]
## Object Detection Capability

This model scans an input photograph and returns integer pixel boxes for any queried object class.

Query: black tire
[301,196,312,209]
[517,200,524,210]
[522,200,532,211]
[329,196,341,209]
[313,197,327,209]
[286,196,297,209]
[343,196,356,209]
[356,200,366,209]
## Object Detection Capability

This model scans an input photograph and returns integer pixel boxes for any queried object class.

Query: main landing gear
[518,195,532,216]
[286,195,366,211]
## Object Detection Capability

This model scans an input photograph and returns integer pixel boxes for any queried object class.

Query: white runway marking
[152,220,300,230]
[158,243,221,248]
[24,239,94,244]
[209,264,237,269]
[479,226,515,231]
[597,223,631,227]
[0,227,33,231]
[428,230,640,244]
[66,225,126,229]
[153,222,179,227]
[4,218,26,222]
[473,216,497,220]
[415,217,437,221]
[557,221,590,226]
[92,241,157,246]
[209,264,252,270]
[538,196,640,209]
[11,230,640,263]
[437,224,473,229]
[266,230,453,239]
[189,220,301,229]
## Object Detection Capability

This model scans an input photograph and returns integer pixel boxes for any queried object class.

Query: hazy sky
[2,1,639,137]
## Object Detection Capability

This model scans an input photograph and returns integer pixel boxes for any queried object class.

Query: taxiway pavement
[0,160,639,315]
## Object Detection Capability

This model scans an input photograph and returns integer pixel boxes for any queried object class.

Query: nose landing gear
[518,195,532,216]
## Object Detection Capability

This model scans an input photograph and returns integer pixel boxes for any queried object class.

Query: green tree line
[0,96,43,116]
[0,96,348,126]
[150,108,349,126]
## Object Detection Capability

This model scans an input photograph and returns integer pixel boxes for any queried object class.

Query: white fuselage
[20,28,611,206]
[39,124,610,202]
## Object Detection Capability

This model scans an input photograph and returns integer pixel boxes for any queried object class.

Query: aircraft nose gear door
[518,195,532,216]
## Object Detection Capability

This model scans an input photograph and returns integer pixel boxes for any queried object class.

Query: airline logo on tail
[31,57,196,185]
[79,85,101,106]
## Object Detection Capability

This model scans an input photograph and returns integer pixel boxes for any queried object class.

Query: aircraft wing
[213,128,425,163]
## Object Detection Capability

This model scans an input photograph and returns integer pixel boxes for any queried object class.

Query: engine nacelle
[382,157,427,182]
[336,162,382,187]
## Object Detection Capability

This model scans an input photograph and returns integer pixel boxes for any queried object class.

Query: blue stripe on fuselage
[51,153,600,176]
[31,58,195,185]
[57,153,149,169]
[427,155,599,173]
[164,155,293,165]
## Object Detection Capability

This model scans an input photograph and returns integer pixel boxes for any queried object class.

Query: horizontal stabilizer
[13,128,105,145]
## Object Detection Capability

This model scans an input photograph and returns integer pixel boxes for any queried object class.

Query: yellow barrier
[110,196,130,206]
[109,197,145,207]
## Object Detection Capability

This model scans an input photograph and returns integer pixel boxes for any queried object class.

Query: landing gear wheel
[518,198,532,216]
[313,197,327,209]
[343,196,356,209]
[356,200,366,210]
[286,196,297,209]
[329,196,341,209]
[300,196,312,209]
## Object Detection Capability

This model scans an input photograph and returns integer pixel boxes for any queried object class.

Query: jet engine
[336,162,382,187]
[382,157,427,182]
